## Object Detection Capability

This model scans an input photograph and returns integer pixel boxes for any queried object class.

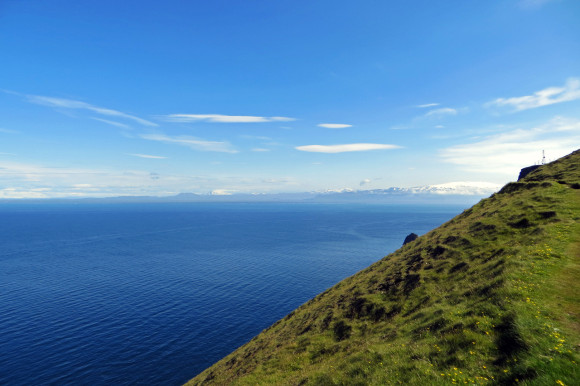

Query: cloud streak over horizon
[425,107,458,117]
[159,114,296,123]
[140,133,238,153]
[440,116,580,174]
[317,123,352,129]
[91,118,131,129]
[486,78,580,112]
[25,94,158,127]
[296,143,401,153]
[128,153,167,159]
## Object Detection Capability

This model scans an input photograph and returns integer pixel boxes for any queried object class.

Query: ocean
[0,202,466,385]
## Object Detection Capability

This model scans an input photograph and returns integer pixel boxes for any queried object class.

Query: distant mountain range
[0,181,503,204]
[169,181,502,203]
[299,181,502,204]
[316,181,502,196]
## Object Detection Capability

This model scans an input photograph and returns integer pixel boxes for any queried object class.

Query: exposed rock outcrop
[403,233,418,245]
[517,165,540,181]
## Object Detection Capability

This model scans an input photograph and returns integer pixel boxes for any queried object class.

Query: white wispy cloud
[140,133,238,153]
[417,103,440,108]
[0,162,171,197]
[425,107,458,117]
[128,153,167,159]
[91,118,131,129]
[486,78,580,112]
[0,128,18,134]
[360,178,371,186]
[159,114,295,123]
[210,189,235,196]
[0,161,156,198]
[317,123,352,129]
[0,187,50,199]
[296,143,401,153]
[261,177,294,184]
[26,94,157,126]
[440,116,580,174]
[0,160,304,198]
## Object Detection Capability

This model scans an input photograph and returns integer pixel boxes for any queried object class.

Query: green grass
[187,150,580,385]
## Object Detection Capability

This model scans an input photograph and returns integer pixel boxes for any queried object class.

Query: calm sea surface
[0,202,466,385]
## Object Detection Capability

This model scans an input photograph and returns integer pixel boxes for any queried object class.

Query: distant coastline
[0,182,501,206]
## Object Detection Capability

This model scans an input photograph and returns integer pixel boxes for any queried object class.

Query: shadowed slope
[187,150,580,385]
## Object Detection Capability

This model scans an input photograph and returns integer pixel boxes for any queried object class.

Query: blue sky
[1,0,579,198]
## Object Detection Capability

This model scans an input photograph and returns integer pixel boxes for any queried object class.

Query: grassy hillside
[187,150,580,385]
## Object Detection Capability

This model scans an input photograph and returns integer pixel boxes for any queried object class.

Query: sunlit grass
[187,150,580,385]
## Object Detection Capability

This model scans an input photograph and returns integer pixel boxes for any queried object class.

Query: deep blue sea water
[0,202,466,385]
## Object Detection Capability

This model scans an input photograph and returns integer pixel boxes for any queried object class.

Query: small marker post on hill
[542,150,546,165]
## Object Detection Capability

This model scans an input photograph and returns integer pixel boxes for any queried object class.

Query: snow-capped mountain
[406,181,503,195]
[317,181,502,197]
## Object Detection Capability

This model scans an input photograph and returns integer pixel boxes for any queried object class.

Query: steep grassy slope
[188,150,580,385]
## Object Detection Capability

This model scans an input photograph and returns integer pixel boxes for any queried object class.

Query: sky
[1,0,579,198]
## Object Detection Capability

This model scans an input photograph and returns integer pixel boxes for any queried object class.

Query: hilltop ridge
[187,150,580,385]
